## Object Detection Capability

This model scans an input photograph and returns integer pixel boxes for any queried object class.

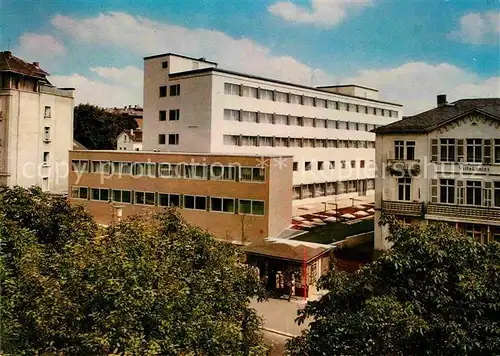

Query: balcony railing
[386,159,421,176]
[426,203,500,222]
[381,200,423,217]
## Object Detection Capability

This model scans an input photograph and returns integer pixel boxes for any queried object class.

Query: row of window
[71,160,266,182]
[395,139,500,164]
[159,84,180,97]
[71,186,265,215]
[223,83,399,118]
[223,109,379,131]
[292,179,375,200]
[223,135,376,149]
[294,159,372,172]
[396,178,500,207]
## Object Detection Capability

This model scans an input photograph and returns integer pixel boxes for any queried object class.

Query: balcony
[386,159,421,176]
[426,203,500,223]
[381,200,423,217]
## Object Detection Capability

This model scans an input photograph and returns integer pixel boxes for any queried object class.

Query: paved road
[251,297,311,337]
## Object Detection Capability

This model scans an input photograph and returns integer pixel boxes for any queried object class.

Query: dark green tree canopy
[74,104,138,150]
[287,218,500,356]
[0,187,266,355]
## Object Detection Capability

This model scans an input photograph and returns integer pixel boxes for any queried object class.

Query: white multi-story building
[374,95,500,250]
[116,129,143,151]
[0,51,74,193]
[143,53,402,205]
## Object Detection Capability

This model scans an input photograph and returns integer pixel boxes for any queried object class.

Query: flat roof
[243,240,330,263]
[143,52,218,65]
[169,67,402,107]
[70,150,293,158]
[316,84,379,92]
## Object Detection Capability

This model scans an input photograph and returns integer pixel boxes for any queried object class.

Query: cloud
[268,0,373,28]
[448,10,500,44]
[50,67,142,108]
[50,12,333,85]
[345,62,500,114]
[15,33,66,61]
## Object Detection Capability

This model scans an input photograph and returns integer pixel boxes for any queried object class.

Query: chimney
[4,51,12,58]
[437,94,447,107]
[32,62,39,68]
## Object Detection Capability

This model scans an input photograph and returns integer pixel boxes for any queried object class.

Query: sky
[1,0,499,114]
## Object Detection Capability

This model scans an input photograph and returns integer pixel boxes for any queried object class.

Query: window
[316,98,326,108]
[161,61,168,69]
[239,199,265,215]
[43,127,50,141]
[259,113,273,124]
[495,139,500,163]
[169,84,180,96]
[242,86,258,98]
[341,160,346,169]
[159,86,167,97]
[169,109,180,121]
[42,152,49,165]
[91,188,109,201]
[184,164,207,179]
[113,162,132,175]
[293,162,298,171]
[351,160,356,168]
[465,224,483,242]
[210,165,236,180]
[348,181,357,193]
[303,96,314,106]
[158,163,182,178]
[71,160,89,173]
[158,193,180,207]
[240,167,265,182]
[317,161,324,170]
[112,189,131,204]
[168,134,179,145]
[135,191,155,205]
[406,141,415,160]
[41,177,49,191]
[360,160,365,168]
[440,139,456,162]
[260,89,274,100]
[158,134,166,145]
[305,162,311,171]
[224,109,240,121]
[495,182,500,207]
[210,197,235,213]
[132,163,156,177]
[275,91,288,102]
[71,186,88,199]
[275,114,287,125]
[466,181,482,205]
[398,178,411,201]
[440,179,455,204]
[289,94,301,104]
[224,83,240,95]
[91,161,111,174]
[159,110,166,121]
[184,195,207,210]
[467,139,482,163]
[241,111,257,122]
[329,161,335,169]
[44,106,51,118]
[395,140,415,160]
[223,135,239,146]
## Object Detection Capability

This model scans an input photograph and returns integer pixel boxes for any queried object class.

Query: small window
[42,177,49,192]
[211,166,236,181]
[293,162,298,171]
[168,134,179,145]
[43,127,51,142]
[169,109,180,121]
[44,106,51,118]
[305,162,311,171]
[240,167,265,182]
[184,165,207,180]
[71,186,88,200]
[159,86,167,97]
[91,188,109,202]
[351,160,356,168]
[210,197,235,213]
[158,163,182,178]
[184,195,207,210]
[398,178,411,201]
[42,152,49,165]
[158,134,166,145]
[341,160,346,169]
[239,199,265,216]
[169,84,180,96]
[360,160,365,168]
[158,193,180,207]
[159,110,166,121]
[135,191,155,205]
[71,160,89,173]
[161,61,168,69]
[329,161,335,169]
[112,189,132,204]
[317,161,324,170]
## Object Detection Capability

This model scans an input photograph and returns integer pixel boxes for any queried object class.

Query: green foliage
[286,219,500,356]
[74,104,138,150]
[1,187,266,355]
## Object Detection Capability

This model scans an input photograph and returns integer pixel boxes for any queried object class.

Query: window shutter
[457,139,464,162]
[456,180,465,205]
[430,179,438,203]
[484,181,492,207]
[484,139,492,164]
[431,139,438,162]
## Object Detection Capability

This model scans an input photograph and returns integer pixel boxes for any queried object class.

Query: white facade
[0,54,74,194]
[374,101,500,250]
[143,53,402,205]
[117,130,142,151]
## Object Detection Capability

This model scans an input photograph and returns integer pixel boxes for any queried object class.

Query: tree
[1,187,267,355]
[74,104,138,150]
[286,218,500,356]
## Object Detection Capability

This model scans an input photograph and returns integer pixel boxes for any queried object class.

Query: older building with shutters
[374,95,500,250]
